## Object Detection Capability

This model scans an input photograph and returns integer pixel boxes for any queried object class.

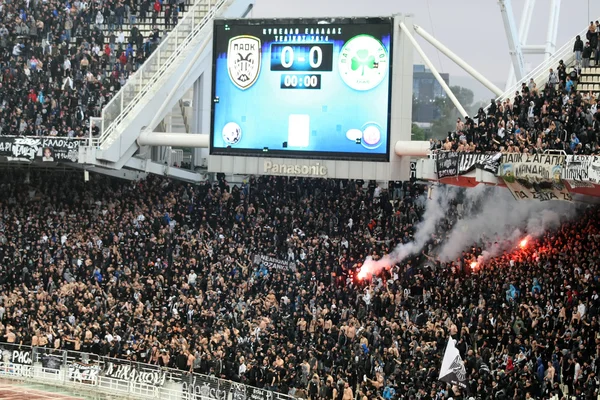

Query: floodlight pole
[413,25,503,97]
[399,21,469,119]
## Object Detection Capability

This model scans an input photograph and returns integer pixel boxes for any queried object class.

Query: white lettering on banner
[104,363,166,386]
[68,362,100,383]
[181,381,228,400]
[247,388,274,400]
[253,254,296,272]
[263,161,327,177]
[12,138,41,160]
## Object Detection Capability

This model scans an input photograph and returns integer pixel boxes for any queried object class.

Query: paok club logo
[450,355,467,381]
[227,35,261,90]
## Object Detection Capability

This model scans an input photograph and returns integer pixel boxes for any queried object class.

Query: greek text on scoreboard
[211,17,393,161]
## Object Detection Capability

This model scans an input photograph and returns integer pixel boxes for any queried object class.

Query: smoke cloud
[358,185,458,279]
[437,186,578,262]
[359,185,580,279]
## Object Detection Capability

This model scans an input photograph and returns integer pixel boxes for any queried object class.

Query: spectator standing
[573,34,583,66]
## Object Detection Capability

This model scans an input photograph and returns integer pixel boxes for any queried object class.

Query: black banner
[41,354,62,370]
[245,387,275,400]
[458,152,502,175]
[436,152,459,179]
[0,136,81,163]
[103,359,166,387]
[0,344,32,365]
[253,254,296,272]
[68,361,100,383]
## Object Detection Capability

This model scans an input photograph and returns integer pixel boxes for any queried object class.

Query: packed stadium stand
[0,170,597,400]
[0,0,196,137]
[427,23,600,157]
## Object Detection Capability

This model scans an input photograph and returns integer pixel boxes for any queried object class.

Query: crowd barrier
[0,342,294,400]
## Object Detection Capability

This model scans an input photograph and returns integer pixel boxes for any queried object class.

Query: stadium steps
[82,0,252,171]
[489,23,593,108]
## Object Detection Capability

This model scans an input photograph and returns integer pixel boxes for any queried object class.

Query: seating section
[0,0,195,138]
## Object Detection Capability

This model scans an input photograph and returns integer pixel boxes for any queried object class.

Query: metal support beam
[137,132,210,147]
[399,22,469,118]
[144,36,212,133]
[506,0,535,90]
[394,140,430,157]
[413,25,503,96]
[547,0,561,60]
[124,157,203,183]
[521,45,547,53]
[498,0,526,81]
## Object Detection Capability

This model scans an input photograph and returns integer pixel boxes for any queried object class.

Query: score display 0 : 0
[280,74,322,89]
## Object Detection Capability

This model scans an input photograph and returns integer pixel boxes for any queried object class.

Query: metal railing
[94,0,225,149]
[491,25,590,106]
[0,342,295,400]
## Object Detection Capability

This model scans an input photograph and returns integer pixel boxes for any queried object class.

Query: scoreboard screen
[210,17,393,161]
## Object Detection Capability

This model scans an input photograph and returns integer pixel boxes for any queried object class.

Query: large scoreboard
[210,17,394,161]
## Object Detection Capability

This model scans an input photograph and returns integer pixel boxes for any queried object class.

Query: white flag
[439,336,469,392]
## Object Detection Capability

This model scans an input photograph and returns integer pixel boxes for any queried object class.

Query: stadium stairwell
[82,0,254,169]
[491,22,590,106]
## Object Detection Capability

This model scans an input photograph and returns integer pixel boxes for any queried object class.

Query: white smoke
[360,185,580,279]
[437,186,579,262]
[359,185,458,279]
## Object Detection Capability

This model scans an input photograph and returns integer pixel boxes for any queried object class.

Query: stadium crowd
[0,170,598,400]
[0,0,186,137]
[430,23,600,156]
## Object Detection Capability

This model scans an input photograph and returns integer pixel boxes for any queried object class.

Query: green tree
[429,86,476,140]
[411,123,427,141]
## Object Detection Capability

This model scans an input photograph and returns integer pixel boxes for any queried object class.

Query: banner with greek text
[68,361,101,384]
[253,254,296,273]
[503,178,573,202]
[588,156,600,184]
[564,155,592,185]
[500,153,564,181]
[0,136,81,163]
[103,359,166,387]
[436,151,459,179]
[458,152,502,175]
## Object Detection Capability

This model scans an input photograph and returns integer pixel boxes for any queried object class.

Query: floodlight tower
[499,0,561,91]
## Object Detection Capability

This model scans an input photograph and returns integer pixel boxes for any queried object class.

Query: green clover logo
[351,49,376,76]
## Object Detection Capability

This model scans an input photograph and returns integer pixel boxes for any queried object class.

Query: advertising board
[211,17,393,161]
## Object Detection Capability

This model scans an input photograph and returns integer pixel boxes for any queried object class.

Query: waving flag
[439,336,469,392]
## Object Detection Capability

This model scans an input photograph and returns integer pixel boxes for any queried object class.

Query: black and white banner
[564,155,591,181]
[103,361,166,387]
[436,152,459,179]
[0,136,81,163]
[587,156,600,184]
[41,353,62,370]
[253,254,296,273]
[439,337,469,392]
[0,346,32,366]
[458,152,502,175]
[68,361,100,384]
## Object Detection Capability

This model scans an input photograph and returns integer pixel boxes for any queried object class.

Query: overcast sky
[251,0,600,93]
